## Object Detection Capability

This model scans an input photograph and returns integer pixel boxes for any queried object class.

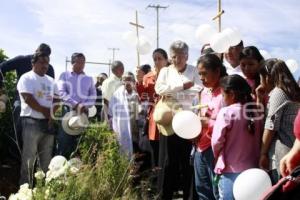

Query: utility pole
[212,0,225,32]
[129,10,144,67]
[147,4,168,48]
[108,48,120,62]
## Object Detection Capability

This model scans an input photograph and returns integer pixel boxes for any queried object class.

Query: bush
[0,49,18,160]
[20,123,139,200]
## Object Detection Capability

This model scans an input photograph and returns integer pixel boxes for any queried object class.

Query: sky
[0,0,300,80]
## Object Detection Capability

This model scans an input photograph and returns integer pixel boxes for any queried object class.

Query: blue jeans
[194,147,219,200]
[56,106,80,159]
[19,117,54,185]
[218,173,240,200]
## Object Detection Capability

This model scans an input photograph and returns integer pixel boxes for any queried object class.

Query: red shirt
[136,71,160,140]
[196,87,224,152]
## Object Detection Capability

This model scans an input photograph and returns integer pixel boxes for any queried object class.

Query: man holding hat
[155,40,202,200]
[56,52,96,159]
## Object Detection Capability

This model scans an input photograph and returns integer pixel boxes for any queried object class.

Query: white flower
[46,164,68,183]
[9,183,33,200]
[44,189,50,199]
[34,170,45,180]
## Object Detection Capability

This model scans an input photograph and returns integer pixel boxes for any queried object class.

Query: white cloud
[0,0,299,79]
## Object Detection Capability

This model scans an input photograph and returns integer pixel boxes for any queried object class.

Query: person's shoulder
[44,74,54,82]
[18,71,35,83]
[270,87,288,98]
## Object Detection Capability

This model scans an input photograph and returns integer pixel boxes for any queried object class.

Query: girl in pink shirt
[212,75,262,200]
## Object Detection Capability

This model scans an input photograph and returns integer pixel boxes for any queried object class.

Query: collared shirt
[195,87,224,152]
[102,73,122,102]
[57,71,96,108]
[212,103,262,174]
[155,64,203,110]
[223,59,244,77]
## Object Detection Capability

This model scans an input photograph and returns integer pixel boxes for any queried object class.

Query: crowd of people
[1,40,300,200]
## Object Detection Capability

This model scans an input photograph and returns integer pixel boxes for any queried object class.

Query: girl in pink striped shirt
[212,75,263,200]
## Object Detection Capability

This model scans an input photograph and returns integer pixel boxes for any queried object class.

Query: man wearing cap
[109,72,140,158]
[155,40,202,200]
[56,52,96,159]
[17,51,58,185]
[0,43,55,151]
[101,61,124,123]
[223,41,244,76]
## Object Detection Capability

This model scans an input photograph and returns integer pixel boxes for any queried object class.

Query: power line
[147,4,169,48]
[108,48,120,62]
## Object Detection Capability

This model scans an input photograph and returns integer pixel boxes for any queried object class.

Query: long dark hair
[197,54,227,78]
[220,74,256,134]
[260,58,300,101]
[240,46,264,89]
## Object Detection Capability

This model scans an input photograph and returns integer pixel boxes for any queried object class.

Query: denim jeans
[19,117,54,185]
[56,106,80,159]
[194,147,219,200]
[218,173,240,200]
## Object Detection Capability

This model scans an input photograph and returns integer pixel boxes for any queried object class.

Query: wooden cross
[129,10,144,67]
[212,0,225,32]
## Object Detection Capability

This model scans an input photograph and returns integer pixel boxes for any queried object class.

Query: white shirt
[223,59,244,77]
[155,64,203,110]
[17,71,56,119]
[101,74,122,102]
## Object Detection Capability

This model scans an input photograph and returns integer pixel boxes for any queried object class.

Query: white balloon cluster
[122,31,152,55]
[195,24,242,53]
[46,156,82,182]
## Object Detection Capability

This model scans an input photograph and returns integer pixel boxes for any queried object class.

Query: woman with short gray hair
[155,40,203,199]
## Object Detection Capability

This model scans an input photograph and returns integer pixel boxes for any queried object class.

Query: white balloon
[233,168,272,200]
[210,32,231,53]
[48,155,67,172]
[137,38,151,55]
[286,59,299,73]
[122,31,137,45]
[195,24,218,44]
[222,28,242,47]
[259,50,272,59]
[172,110,202,139]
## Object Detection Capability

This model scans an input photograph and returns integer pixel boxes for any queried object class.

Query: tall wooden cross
[212,0,225,32]
[129,10,144,67]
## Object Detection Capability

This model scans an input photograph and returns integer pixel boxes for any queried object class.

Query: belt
[22,116,49,121]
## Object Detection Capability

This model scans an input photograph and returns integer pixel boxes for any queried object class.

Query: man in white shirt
[102,60,124,123]
[155,40,202,200]
[223,40,244,77]
[17,52,58,185]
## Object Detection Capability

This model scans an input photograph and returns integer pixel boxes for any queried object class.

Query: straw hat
[153,96,182,136]
[62,111,89,136]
